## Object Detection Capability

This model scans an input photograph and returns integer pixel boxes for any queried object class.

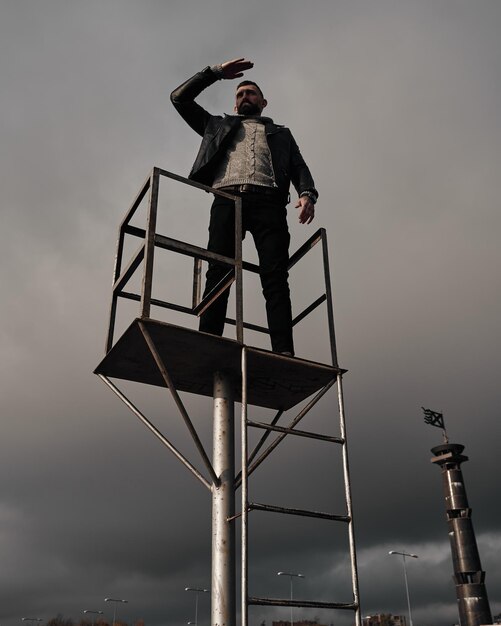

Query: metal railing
[105,167,339,366]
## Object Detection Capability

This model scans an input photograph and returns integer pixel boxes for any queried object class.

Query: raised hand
[220,58,254,79]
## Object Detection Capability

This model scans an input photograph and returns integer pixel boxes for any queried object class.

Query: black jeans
[199,193,294,354]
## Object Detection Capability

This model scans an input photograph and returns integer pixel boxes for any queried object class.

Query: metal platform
[94,318,341,411]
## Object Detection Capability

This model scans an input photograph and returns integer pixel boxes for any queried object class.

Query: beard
[237,101,261,115]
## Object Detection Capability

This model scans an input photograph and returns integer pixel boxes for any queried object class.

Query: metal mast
[430,443,492,626]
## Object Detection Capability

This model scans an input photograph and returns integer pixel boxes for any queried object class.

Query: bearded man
[171,58,318,356]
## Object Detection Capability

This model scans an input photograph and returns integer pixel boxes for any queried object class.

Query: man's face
[234,84,267,115]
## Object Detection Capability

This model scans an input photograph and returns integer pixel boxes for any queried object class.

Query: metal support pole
[402,554,414,626]
[141,168,159,318]
[337,374,361,626]
[321,229,338,367]
[241,348,249,626]
[212,371,236,626]
[234,197,244,343]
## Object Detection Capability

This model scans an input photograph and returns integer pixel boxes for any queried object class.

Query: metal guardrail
[105,166,339,365]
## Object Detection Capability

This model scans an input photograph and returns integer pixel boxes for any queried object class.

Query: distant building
[362,614,407,626]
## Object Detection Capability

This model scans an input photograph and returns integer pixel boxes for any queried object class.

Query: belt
[220,184,280,196]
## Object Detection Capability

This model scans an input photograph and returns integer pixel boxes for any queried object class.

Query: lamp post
[104,598,128,626]
[83,611,104,625]
[277,571,305,626]
[388,550,418,626]
[185,587,209,626]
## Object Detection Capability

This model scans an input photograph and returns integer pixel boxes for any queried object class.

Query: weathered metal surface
[457,584,492,626]
[104,168,239,353]
[246,409,283,465]
[155,232,237,266]
[240,348,249,626]
[431,443,492,626]
[192,271,234,317]
[247,419,344,443]
[119,173,150,229]
[249,502,350,522]
[192,258,202,308]
[139,321,219,486]
[338,375,362,626]
[94,319,339,410]
[234,197,243,344]
[237,379,337,487]
[287,230,322,270]
[248,597,358,610]
[292,294,327,327]
[140,169,159,318]
[211,372,236,626]
[321,229,339,367]
[113,243,145,293]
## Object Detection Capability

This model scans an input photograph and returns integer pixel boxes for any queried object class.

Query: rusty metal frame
[239,368,361,626]
[104,168,338,367]
[99,167,360,626]
[105,167,242,352]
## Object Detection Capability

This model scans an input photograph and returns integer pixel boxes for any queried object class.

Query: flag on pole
[421,407,445,429]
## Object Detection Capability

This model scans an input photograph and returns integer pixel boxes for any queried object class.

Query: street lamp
[185,586,209,626]
[277,571,305,626]
[389,550,418,626]
[83,611,104,625]
[104,597,128,626]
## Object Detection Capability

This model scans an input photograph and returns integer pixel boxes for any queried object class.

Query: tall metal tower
[95,167,361,626]
[430,442,492,626]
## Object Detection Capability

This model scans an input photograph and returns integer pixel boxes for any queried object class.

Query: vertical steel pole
[241,348,248,626]
[402,554,414,626]
[321,229,338,367]
[212,371,236,626]
[234,197,244,343]
[141,168,160,318]
[337,374,361,626]
[106,223,127,352]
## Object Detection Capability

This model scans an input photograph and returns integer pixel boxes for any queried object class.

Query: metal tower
[430,443,492,626]
[95,167,361,626]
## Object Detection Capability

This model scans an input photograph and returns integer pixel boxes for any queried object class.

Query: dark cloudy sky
[1,1,500,625]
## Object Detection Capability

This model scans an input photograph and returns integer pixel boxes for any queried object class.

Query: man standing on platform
[171,58,318,356]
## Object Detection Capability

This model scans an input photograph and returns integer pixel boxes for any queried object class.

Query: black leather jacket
[171,66,318,204]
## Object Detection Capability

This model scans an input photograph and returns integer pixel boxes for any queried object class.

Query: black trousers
[199,192,294,354]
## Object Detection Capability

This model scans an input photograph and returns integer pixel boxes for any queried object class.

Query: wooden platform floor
[94,318,341,410]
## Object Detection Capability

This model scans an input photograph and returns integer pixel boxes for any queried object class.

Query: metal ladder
[238,221,362,626]
[239,361,361,626]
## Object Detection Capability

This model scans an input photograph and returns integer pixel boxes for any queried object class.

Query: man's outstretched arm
[170,58,254,136]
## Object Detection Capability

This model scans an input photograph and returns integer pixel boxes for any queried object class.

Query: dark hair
[236,80,264,98]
